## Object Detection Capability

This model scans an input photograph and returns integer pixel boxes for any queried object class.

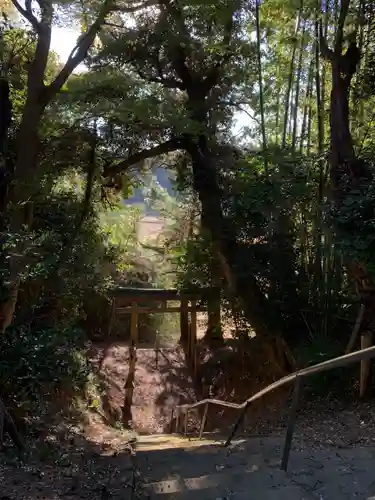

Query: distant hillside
[124,166,175,215]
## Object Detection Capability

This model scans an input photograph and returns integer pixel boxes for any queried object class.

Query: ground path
[138,432,375,499]
[3,421,375,499]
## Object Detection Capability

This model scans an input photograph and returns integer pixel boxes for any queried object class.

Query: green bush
[0,325,93,414]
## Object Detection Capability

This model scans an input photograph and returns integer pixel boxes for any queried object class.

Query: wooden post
[175,409,180,433]
[360,331,372,398]
[179,298,189,345]
[122,302,138,427]
[199,403,209,439]
[170,408,174,433]
[155,330,159,369]
[190,300,197,370]
[281,376,302,471]
[107,298,116,338]
[184,410,188,436]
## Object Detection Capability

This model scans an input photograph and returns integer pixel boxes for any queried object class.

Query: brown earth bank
[89,343,198,434]
[88,335,295,434]
[88,336,364,438]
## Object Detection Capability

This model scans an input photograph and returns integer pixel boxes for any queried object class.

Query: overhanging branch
[46,0,114,97]
[103,138,183,177]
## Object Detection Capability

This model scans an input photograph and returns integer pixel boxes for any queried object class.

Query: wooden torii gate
[110,287,220,426]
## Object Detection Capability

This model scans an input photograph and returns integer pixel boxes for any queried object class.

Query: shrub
[0,325,93,417]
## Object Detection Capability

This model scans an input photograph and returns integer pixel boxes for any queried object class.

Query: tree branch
[192,3,235,95]
[20,0,54,95]
[45,0,114,98]
[159,0,193,87]
[103,138,182,177]
[114,0,157,12]
[135,65,186,90]
[11,0,40,31]
[335,0,351,54]
[319,26,334,61]
[154,51,186,90]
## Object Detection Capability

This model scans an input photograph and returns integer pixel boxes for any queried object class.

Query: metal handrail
[172,344,375,471]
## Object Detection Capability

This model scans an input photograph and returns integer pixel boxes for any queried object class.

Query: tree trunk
[322,1,374,397]
[184,132,292,357]
[205,284,222,343]
[158,2,296,366]
[0,78,12,212]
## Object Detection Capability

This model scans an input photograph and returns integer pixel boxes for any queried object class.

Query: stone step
[136,433,236,451]
[137,433,375,499]
[137,434,312,499]
[137,434,285,483]
[144,466,313,499]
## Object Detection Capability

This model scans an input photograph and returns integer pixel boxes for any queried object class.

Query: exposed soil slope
[90,343,198,434]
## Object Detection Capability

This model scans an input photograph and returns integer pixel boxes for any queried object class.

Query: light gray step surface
[136,434,375,499]
[145,467,314,499]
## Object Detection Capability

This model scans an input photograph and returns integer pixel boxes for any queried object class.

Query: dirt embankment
[89,334,295,435]
[89,344,198,434]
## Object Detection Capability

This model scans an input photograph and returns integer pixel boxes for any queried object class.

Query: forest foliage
[1,0,375,424]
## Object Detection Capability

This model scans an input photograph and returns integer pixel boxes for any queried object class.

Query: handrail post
[360,331,372,398]
[199,403,209,439]
[225,401,250,447]
[281,376,302,471]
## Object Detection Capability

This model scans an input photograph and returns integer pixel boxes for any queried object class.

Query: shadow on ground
[0,421,140,500]
[136,435,375,499]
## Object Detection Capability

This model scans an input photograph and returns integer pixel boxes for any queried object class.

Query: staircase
[136,434,311,499]
[135,433,375,499]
